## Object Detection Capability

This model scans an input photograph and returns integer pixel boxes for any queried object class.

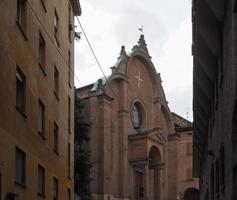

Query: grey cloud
[82,0,190,32]
[113,5,168,56]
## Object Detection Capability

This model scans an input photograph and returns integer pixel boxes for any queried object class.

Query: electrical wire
[75,16,126,110]
[25,0,83,86]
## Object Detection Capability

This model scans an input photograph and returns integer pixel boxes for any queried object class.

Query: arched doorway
[149,146,162,200]
[184,188,200,200]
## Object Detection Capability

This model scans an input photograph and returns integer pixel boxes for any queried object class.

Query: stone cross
[135,71,143,88]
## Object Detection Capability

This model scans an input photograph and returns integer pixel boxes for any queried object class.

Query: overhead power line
[76,16,126,110]
[25,0,84,86]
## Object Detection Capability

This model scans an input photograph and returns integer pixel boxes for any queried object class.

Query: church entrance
[129,130,166,200]
[135,171,144,200]
[148,146,162,200]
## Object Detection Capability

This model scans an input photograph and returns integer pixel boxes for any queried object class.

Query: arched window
[132,102,144,129]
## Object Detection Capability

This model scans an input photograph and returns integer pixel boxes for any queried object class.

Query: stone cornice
[175,126,193,132]
[153,96,168,105]
[118,109,129,116]
[128,128,167,144]
[97,93,114,104]
[129,158,149,167]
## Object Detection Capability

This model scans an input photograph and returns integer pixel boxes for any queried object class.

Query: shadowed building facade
[0,0,81,199]
[77,35,199,200]
[192,0,237,199]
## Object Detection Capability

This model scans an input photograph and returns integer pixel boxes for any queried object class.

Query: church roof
[172,112,193,133]
[90,76,110,92]
[78,34,167,103]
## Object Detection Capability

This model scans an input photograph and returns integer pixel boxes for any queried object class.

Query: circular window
[132,102,143,129]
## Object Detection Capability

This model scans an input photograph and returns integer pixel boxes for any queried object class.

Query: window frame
[16,66,26,117]
[38,164,45,197]
[131,101,144,130]
[54,65,59,100]
[68,4,72,42]
[68,50,71,88]
[54,9,60,47]
[53,122,59,155]
[233,0,237,12]
[39,32,46,76]
[53,177,59,200]
[15,146,26,187]
[16,0,27,40]
[40,0,47,12]
[38,99,45,139]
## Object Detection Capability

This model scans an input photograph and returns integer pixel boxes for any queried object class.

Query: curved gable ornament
[110,34,166,100]
[92,34,167,103]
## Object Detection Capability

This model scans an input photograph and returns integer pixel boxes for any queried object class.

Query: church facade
[77,35,198,200]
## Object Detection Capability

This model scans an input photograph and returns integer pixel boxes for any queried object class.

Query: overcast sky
[74,0,193,120]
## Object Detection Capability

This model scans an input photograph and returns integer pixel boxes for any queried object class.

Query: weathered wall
[0,0,76,199]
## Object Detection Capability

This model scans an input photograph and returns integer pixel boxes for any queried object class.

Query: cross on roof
[138,25,144,34]
[135,71,143,88]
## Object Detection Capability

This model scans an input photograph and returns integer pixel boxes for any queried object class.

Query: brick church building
[77,35,199,200]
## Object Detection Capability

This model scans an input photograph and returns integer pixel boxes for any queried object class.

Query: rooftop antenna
[186,107,190,120]
[138,25,144,34]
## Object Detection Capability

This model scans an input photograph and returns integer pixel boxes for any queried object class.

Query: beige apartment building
[0,0,81,199]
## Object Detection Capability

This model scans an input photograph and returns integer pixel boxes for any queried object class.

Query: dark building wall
[192,0,237,199]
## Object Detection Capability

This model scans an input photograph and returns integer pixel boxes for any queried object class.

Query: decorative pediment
[128,128,167,144]
[128,129,166,165]
[148,129,167,144]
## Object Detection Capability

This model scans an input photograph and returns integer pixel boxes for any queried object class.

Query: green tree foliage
[74,91,93,200]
